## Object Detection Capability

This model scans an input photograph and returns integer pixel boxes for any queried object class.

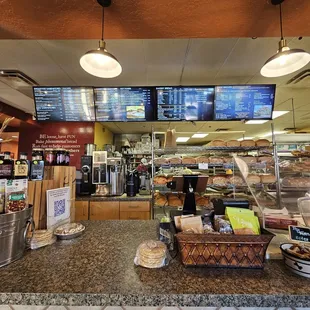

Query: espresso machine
[79,144,97,195]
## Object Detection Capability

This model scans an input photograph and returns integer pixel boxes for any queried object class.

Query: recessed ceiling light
[176,137,190,142]
[192,133,209,138]
[237,137,254,141]
[272,110,290,119]
[261,131,287,137]
[245,120,269,124]
[0,138,3,141]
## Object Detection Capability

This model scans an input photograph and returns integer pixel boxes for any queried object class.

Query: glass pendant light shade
[261,40,310,77]
[80,40,122,78]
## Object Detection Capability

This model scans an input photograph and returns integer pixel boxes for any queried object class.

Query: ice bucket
[0,207,34,267]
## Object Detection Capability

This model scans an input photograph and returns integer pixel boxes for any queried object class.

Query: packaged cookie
[5,179,28,213]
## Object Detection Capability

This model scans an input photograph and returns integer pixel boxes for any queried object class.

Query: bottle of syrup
[0,152,14,179]
[14,152,29,179]
[30,149,45,180]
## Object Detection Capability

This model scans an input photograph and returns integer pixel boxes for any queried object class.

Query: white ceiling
[0,37,310,142]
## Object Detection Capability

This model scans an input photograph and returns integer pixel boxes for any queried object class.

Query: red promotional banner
[19,122,94,169]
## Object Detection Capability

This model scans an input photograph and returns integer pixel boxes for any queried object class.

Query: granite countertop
[76,194,152,201]
[1,220,310,307]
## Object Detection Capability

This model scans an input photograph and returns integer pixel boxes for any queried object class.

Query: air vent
[216,128,230,132]
[0,70,38,98]
[286,70,310,87]
[284,127,297,131]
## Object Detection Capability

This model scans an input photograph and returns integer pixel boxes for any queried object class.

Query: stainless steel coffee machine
[107,157,125,196]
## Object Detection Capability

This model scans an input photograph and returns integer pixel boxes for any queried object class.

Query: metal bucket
[0,207,34,268]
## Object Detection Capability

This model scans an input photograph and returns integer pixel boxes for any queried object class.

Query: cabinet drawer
[120,211,150,220]
[90,201,120,220]
[75,201,89,221]
[119,201,150,212]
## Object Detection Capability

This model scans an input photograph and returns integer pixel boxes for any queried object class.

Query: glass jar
[56,149,66,166]
[45,148,55,166]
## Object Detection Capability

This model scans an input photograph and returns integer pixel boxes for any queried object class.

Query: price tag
[198,163,209,170]
[289,225,310,243]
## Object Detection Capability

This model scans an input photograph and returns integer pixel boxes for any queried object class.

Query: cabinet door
[90,201,120,220]
[75,201,89,221]
[119,201,150,212]
[120,211,150,220]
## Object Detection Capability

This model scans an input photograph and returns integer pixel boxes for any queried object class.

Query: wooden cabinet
[89,201,120,220]
[120,211,150,220]
[75,200,89,221]
[120,201,150,220]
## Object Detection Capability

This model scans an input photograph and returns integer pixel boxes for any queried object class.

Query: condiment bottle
[0,152,14,179]
[14,152,29,179]
[30,149,45,180]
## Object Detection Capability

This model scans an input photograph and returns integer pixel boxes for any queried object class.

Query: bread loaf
[223,157,234,164]
[228,176,245,186]
[167,194,183,207]
[256,139,270,147]
[240,139,255,147]
[154,192,168,206]
[209,139,226,147]
[226,140,240,147]
[182,157,196,164]
[260,174,276,184]
[154,157,167,165]
[168,157,182,164]
[153,176,167,185]
[282,177,310,188]
[246,174,261,185]
[209,157,224,164]
[196,156,209,164]
[212,176,227,187]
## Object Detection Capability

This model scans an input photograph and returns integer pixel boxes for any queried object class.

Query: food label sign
[47,187,71,229]
[289,225,310,243]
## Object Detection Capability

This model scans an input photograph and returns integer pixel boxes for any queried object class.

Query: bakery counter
[76,194,152,201]
[1,220,310,308]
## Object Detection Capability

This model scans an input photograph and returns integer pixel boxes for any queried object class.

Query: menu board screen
[94,87,154,122]
[157,87,215,121]
[34,87,95,121]
[214,85,275,120]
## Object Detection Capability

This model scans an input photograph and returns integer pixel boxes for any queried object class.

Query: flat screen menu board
[94,87,154,122]
[34,87,96,121]
[214,85,275,120]
[157,86,215,121]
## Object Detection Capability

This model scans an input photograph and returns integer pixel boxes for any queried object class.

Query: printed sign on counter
[47,187,71,229]
[289,225,310,243]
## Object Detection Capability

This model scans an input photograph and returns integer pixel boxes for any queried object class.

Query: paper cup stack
[134,240,168,268]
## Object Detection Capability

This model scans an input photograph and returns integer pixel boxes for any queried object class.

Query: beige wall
[94,123,114,150]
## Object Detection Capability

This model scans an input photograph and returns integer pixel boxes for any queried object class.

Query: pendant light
[260,0,310,78]
[80,0,122,78]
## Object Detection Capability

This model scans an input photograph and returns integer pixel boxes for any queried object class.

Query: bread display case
[151,137,275,221]
[268,134,310,217]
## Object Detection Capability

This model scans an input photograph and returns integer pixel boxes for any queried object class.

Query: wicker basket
[176,230,274,269]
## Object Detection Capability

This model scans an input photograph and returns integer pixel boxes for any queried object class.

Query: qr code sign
[54,198,66,217]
